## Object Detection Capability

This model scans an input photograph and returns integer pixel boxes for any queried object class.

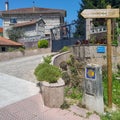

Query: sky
[0,0,81,27]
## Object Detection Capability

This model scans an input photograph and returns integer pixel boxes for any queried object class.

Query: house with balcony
[85,19,107,44]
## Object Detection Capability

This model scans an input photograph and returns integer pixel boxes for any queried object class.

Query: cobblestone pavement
[0,53,52,83]
[0,94,100,120]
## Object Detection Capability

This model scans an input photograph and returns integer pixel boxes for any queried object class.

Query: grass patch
[65,86,83,100]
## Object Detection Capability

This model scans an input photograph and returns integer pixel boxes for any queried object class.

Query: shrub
[34,63,61,83]
[18,47,25,54]
[8,47,15,52]
[112,40,118,47]
[43,55,52,64]
[38,39,48,48]
[62,71,70,85]
[59,46,69,53]
[60,61,68,71]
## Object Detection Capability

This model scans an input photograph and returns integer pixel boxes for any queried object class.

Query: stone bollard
[82,64,104,114]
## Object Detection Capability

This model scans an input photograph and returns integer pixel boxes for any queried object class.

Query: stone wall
[0,48,51,61]
[72,45,120,71]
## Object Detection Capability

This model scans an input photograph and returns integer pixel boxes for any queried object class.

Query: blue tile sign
[86,67,96,80]
[97,46,105,53]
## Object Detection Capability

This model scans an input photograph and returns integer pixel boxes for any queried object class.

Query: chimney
[5,0,9,11]
[33,1,35,12]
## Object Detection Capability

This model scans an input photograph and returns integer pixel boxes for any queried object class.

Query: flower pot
[40,78,65,108]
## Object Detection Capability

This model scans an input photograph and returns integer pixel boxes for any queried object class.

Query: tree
[6,28,25,42]
[75,0,120,39]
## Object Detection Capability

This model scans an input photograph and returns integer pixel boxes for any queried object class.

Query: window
[10,18,17,24]
[1,47,6,52]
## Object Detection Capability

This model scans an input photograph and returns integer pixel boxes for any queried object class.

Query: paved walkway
[0,73,39,108]
[0,94,100,120]
[0,53,51,83]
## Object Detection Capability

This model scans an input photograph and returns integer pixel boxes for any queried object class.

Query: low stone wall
[0,48,51,61]
[72,45,120,71]
[52,51,71,67]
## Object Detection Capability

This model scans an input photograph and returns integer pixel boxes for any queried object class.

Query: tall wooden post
[107,5,112,108]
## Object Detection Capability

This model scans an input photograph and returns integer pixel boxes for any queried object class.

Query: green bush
[43,55,52,64]
[8,47,15,52]
[34,63,61,83]
[38,39,48,48]
[59,46,69,53]
[112,40,118,47]
[65,87,82,100]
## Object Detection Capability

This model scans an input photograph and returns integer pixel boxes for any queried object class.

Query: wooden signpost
[81,8,119,18]
[81,5,120,108]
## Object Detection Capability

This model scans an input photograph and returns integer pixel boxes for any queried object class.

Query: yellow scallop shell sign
[88,69,95,77]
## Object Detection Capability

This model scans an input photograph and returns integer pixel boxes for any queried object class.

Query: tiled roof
[1,7,66,16]
[13,19,45,28]
[0,36,23,46]
[13,20,36,28]
[0,28,3,32]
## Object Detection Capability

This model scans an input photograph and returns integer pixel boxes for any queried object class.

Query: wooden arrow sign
[81,9,119,18]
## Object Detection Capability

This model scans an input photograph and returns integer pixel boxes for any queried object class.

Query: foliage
[102,67,120,107]
[18,47,25,54]
[6,28,24,42]
[61,55,84,106]
[60,100,70,109]
[59,46,69,53]
[60,61,68,71]
[8,47,15,52]
[102,65,120,120]
[112,40,118,47]
[75,0,120,39]
[34,63,61,83]
[62,71,70,85]
[101,111,120,120]
[65,86,82,100]
[43,55,52,64]
[38,39,48,48]
[62,55,84,88]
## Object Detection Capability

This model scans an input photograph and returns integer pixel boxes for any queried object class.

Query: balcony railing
[90,26,107,34]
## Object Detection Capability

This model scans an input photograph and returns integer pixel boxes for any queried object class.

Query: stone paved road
[0,53,52,83]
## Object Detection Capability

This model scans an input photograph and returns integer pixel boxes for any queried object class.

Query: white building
[0,2,66,47]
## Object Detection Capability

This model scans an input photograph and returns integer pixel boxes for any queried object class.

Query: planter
[40,78,65,108]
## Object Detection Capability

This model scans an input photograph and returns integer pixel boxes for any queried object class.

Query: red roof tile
[13,20,36,28]
[0,36,23,46]
[13,19,45,28]
[0,28,3,32]
[1,7,66,16]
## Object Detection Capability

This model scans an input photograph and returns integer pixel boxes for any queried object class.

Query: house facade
[11,18,46,47]
[0,36,23,52]
[85,19,107,43]
[0,7,66,40]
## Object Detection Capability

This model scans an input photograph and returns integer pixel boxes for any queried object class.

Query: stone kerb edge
[51,51,71,66]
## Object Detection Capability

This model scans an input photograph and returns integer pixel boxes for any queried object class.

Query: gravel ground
[0,53,53,83]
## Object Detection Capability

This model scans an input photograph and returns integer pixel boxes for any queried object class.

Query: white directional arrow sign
[81,9,120,18]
